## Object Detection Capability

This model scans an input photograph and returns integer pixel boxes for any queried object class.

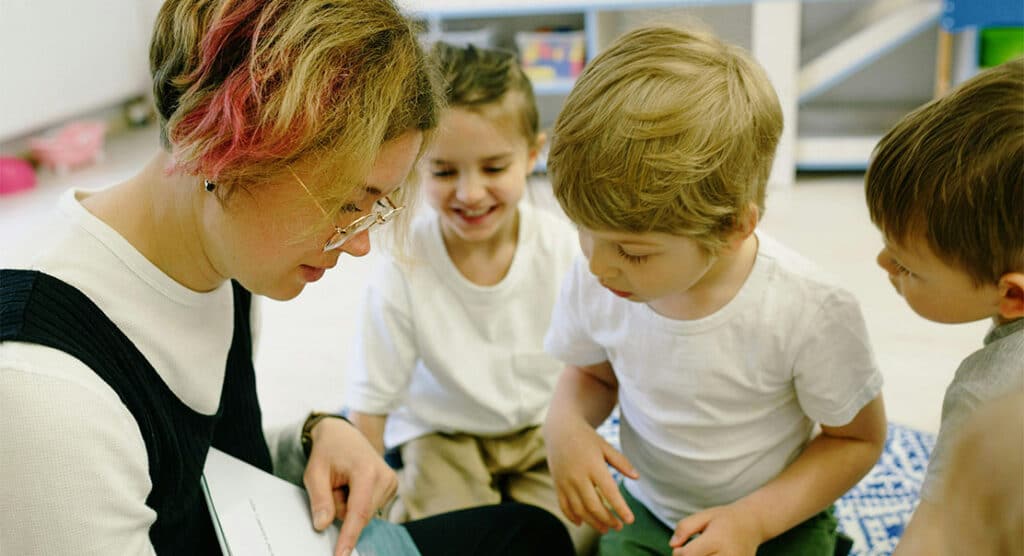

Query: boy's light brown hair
[865,58,1024,285]
[549,25,783,253]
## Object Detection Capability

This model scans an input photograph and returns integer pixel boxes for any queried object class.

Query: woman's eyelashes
[616,245,649,264]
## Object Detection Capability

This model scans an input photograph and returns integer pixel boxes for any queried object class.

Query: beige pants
[389,426,597,556]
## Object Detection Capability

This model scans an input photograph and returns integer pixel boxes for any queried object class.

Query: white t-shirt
[545,232,883,527]
[346,202,579,449]
[0,189,304,555]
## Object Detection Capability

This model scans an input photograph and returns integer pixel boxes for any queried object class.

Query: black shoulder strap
[1,269,272,554]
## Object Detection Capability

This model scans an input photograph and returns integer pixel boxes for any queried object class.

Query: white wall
[0,0,162,142]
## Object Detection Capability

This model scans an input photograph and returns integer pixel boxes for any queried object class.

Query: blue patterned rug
[596,414,934,556]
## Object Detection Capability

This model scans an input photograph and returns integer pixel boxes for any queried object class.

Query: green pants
[599,483,848,556]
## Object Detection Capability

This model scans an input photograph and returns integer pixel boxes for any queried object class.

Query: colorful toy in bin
[516,31,585,83]
[30,120,107,174]
[0,157,37,196]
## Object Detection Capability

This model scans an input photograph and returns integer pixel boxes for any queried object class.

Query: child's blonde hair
[865,58,1024,285]
[549,25,782,253]
[431,42,539,148]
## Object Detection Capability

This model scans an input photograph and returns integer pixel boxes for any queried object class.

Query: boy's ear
[727,203,759,248]
[996,272,1024,320]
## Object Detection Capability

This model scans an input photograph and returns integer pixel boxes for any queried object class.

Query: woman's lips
[300,265,327,282]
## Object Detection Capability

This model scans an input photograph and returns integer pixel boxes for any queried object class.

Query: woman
[0,1,573,555]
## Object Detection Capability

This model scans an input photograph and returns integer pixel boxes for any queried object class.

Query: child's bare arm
[550,361,620,427]
[543,362,638,534]
[671,395,887,555]
[348,411,388,455]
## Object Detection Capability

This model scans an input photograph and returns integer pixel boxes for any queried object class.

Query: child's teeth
[464,208,488,217]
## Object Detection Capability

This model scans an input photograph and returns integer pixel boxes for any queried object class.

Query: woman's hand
[544,413,638,534]
[302,417,398,556]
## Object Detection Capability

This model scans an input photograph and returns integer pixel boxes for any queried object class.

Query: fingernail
[340,548,352,556]
[669,535,679,544]
[314,509,332,529]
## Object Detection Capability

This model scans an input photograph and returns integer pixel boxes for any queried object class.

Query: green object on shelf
[979,27,1024,67]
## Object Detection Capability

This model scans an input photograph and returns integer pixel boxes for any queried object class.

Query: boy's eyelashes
[894,262,915,277]
[616,244,650,264]
[889,257,916,277]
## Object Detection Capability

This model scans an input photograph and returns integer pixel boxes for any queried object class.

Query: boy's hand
[669,503,764,556]
[545,414,639,534]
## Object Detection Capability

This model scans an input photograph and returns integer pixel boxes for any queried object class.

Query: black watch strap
[300,411,350,459]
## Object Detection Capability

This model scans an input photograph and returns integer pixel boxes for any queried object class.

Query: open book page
[202,448,350,556]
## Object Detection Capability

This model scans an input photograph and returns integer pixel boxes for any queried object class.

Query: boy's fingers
[565,488,592,529]
[673,532,711,556]
[557,490,580,525]
[670,512,709,548]
[335,479,374,556]
[594,474,633,525]
[603,443,639,479]
[578,482,620,532]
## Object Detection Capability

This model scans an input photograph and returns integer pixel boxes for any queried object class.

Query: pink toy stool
[0,157,37,196]
[29,120,107,175]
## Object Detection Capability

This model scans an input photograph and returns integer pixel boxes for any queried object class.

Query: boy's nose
[587,251,617,280]
[876,249,894,274]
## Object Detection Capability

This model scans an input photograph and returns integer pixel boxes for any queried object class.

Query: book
[201,448,351,555]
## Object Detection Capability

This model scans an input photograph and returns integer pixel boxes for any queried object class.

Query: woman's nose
[341,229,371,257]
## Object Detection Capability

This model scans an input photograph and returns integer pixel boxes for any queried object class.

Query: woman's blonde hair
[150,0,441,215]
[549,24,782,253]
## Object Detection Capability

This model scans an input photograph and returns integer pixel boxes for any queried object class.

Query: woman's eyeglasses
[288,166,403,252]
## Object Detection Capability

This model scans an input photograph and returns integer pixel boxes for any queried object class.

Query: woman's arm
[0,348,157,555]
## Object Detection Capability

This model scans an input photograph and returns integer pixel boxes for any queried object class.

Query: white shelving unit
[400,0,945,185]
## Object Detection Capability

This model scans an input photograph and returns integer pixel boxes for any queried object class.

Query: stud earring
[204,179,216,192]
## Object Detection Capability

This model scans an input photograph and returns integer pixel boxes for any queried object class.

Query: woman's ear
[997,272,1024,320]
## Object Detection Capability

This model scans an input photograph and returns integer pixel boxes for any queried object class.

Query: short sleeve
[544,257,609,367]
[918,379,981,502]
[0,347,157,555]
[345,257,419,414]
[792,289,884,427]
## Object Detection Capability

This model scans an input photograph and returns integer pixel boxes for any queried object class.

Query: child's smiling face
[421,106,538,247]
[876,235,1003,324]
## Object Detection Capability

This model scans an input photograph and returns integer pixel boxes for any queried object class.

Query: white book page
[202,448,359,556]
